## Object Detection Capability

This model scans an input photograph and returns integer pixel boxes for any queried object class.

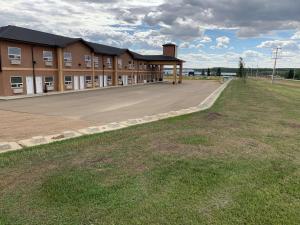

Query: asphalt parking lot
[0,80,221,142]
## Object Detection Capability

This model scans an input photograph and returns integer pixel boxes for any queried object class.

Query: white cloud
[216,36,230,48]
[291,31,300,40]
[257,40,299,51]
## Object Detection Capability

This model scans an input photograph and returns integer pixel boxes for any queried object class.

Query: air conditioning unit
[46,86,54,91]
[107,64,112,69]
[86,83,93,88]
[65,62,72,67]
[10,59,21,65]
[65,84,73,90]
[45,61,53,66]
[86,62,92,68]
[12,88,23,94]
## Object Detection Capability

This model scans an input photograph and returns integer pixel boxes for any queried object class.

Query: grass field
[0,79,299,225]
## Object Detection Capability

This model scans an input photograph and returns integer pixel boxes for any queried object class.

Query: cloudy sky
[1,0,300,68]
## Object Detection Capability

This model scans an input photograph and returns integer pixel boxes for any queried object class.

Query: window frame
[63,52,72,62]
[94,56,99,68]
[85,75,92,84]
[107,57,112,68]
[64,75,72,85]
[44,76,54,86]
[8,47,21,60]
[10,76,23,88]
[43,51,53,62]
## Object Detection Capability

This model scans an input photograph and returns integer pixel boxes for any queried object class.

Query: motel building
[0,26,184,97]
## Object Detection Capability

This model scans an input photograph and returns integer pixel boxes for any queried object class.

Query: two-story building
[0,25,184,96]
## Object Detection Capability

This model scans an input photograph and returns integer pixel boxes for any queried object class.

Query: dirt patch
[206,112,223,121]
[288,123,300,129]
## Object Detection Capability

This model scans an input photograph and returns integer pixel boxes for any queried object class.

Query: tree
[207,68,211,76]
[201,69,205,76]
[237,57,246,80]
[216,68,221,76]
[285,69,294,79]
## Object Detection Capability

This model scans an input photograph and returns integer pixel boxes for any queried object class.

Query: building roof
[0,25,183,62]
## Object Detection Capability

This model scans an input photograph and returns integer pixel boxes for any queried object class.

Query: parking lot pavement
[0,80,221,142]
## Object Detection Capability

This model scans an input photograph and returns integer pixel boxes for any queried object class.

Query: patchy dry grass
[0,79,299,225]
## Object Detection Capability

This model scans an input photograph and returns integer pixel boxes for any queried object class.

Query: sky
[1,0,300,68]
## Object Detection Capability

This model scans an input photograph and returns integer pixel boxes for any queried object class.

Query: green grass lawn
[0,79,299,225]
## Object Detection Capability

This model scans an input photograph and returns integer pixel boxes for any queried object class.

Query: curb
[0,79,232,153]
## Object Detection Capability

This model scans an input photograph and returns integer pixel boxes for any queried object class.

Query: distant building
[0,26,184,96]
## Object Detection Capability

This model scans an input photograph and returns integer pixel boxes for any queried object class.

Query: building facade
[0,26,183,96]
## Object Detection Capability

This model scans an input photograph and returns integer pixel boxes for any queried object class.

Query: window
[8,47,21,60]
[10,76,23,88]
[64,52,72,62]
[85,76,92,84]
[45,76,54,86]
[144,64,147,70]
[107,57,112,68]
[64,76,72,85]
[94,57,99,68]
[43,51,53,61]
[84,55,91,62]
[118,58,122,69]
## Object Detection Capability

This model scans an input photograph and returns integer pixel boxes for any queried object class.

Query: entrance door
[74,76,79,90]
[35,76,43,94]
[79,76,85,90]
[99,75,103,87]
[104,75,108,87]
[26,76,34,94]
[122,75,128,86]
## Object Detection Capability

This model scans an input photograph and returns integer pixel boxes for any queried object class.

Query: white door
[134,75,137,84]
[35,76,43,94]
[74,76,79,90]
[104,75,108,87]
[79,76,85,90]
[99,75,103,87]
[26,76,34,95]
[122,75,128,86]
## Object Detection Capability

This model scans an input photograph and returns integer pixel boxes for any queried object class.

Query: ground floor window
[107,75,112,86]
[86,75,92,88]
[10,76,23,88]
[64,76,72,85]
[45,76,54,86]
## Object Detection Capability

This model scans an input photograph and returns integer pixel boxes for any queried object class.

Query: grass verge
[0,79,299,225]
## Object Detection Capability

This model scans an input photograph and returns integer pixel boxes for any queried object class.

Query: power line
[271,47,282,84]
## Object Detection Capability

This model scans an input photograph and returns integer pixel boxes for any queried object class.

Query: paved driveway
[0,80,220,141]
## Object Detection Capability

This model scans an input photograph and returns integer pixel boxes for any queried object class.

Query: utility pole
[272,47,281,84]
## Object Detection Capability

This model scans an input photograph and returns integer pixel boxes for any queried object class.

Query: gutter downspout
[31,45,37,94]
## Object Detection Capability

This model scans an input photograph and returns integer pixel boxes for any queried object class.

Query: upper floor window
[8,47,21,64]
[64,52,72,67]
[107,57,112,68]
[84,55,92,67]
[94,57,99,68]
[43,51,53,66]
[43,51,53,61]
[118,58,122,69]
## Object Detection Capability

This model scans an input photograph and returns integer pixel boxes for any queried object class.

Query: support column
[179,63,183,84]
[112,56,118,86]
[160,65,164,81]
[92,52,95,88]
[57,48,64,92]
[173,64,177,84]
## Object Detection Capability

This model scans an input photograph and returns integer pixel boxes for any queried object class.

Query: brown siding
[163,45,176,57]
[62,42,92,70]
